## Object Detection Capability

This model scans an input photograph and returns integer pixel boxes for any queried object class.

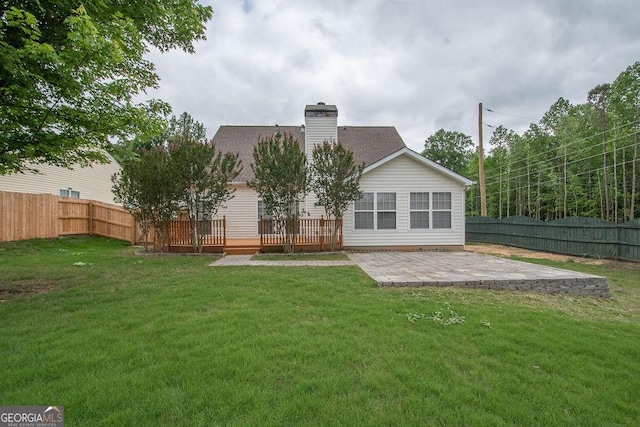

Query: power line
[475,158,638,198]
[482,119,640,183]
[483,137,639,188]
[483,106,540,122]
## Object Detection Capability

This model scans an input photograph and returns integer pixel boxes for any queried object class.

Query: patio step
[224,246,259,255]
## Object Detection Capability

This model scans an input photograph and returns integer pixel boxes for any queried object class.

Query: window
[410,192,429,229]
[354,193,374,229]
[354,192,396,230]
[59,188,80,199]
[257,200,273,234]
[432,192,452,229]
[376,192,396,229]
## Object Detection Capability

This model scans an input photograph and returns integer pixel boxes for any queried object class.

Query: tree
[422,129,474,176]
[611,61,640,219]
[112,145,181,252]
[248,132,307,253]
[588,84,613,220]
[309,140,364,250]
[169,113,242,253]
[1,1,213,175]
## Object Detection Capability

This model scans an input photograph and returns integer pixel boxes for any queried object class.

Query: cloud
[144,0,640,151]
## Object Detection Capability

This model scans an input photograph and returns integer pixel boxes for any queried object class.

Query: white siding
[343,154,467,247]
[304,115,337,217]
[304,116,337,159]
[0,156,122,204]
[215,185,260,238]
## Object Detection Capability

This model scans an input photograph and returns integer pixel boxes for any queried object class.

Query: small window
[410,192,429,229]
[354,193,374,230]
[60,188,80,199]
[432,192,452,229]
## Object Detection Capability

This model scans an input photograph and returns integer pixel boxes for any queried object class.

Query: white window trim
[407,192,453,230]
[353,192,397,231]
[409,192,430,230]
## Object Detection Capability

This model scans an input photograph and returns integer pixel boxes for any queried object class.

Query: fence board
[466,216,640,262]
[0,191,134,243]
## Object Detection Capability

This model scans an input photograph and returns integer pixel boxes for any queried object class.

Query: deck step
[225,246,260,255]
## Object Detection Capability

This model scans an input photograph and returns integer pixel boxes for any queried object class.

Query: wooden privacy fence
[466,216,640,262]
[259,217,343,252]
[0,191,135,243]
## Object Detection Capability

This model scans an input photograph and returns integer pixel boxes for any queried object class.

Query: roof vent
[317,102,325,105]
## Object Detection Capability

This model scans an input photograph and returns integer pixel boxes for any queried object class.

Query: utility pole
[478,102,487,216]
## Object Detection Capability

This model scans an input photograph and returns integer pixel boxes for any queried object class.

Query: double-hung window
[257,200,274,234]
[354,193,374,230]
[409,192,429,229]
[354,192,396,230]
[432,192,452,229]
[409,192,452,229]
[376,193,396,229]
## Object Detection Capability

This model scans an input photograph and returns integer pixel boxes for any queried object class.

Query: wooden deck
[161,217,343,254]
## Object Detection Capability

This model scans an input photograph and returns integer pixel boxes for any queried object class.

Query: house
[212,103,473,250]
[0,151,122,205]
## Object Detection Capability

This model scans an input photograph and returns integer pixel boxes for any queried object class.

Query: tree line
[423,61,640,222]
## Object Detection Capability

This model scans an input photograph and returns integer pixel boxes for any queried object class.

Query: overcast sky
[145,0,640,152]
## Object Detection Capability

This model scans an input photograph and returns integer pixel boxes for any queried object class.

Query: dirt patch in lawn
[0,281,59,302]
[465,243,607,265]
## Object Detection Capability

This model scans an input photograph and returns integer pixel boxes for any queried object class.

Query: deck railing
[166,217,226,252]
[259,216,343,251]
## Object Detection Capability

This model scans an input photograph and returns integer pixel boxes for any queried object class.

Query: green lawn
[1,237,639,426]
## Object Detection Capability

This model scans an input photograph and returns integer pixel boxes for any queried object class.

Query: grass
[1,237,639,426]
[251,252,350,261]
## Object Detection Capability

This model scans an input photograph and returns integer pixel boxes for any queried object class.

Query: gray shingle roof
[211,125,406,183]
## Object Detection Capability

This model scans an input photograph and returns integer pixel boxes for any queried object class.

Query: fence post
[223,215,227,249]
[88,201,93,236]
[259,215,263,252]
[320,216,324,251]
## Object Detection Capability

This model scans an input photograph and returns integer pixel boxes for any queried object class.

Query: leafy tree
[309,140,364,250]
[169,113,242,253]
[422,129,474,176]
[112,145,181,252]
[248,132,307,253]
[1,1,213,175]
[611,61,640,219]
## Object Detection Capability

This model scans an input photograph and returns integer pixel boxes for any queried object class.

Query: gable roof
[211,125,406,183]
[363,147,475,187]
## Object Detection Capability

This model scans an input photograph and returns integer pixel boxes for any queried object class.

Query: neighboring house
[213,103,474,250]
[0,151,122,205]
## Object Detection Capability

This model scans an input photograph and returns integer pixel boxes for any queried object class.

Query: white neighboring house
[0,151,122,205]
[212,103,474,250]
